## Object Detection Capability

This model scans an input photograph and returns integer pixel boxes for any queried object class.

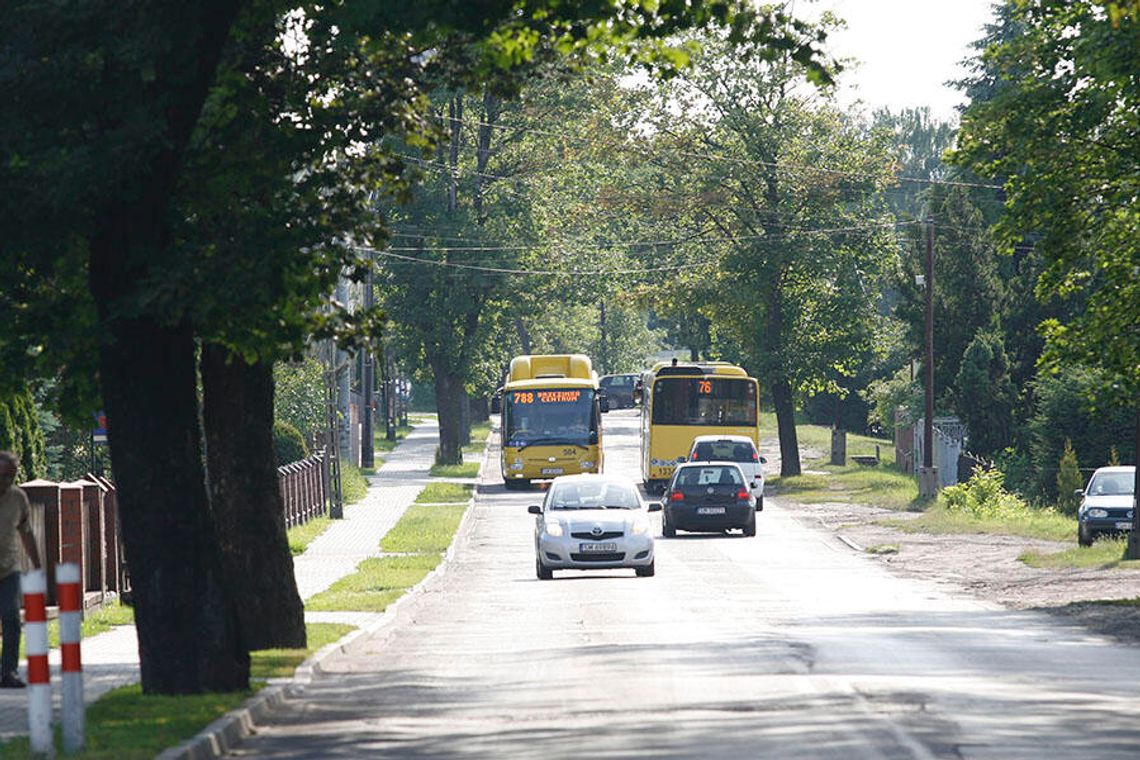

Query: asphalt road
[228,411,1140,759]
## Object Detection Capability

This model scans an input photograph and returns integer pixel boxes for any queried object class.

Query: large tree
[953,0,1139,550]
[636,34,895,476]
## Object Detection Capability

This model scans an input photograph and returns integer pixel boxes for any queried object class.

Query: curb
[158,426,492,760]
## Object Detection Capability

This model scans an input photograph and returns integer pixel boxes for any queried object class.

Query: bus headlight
[579,460,595,470]
[510,460,524,470]
[543,520,565,537]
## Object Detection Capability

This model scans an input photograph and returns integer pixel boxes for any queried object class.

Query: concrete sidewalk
[0,416,461,742]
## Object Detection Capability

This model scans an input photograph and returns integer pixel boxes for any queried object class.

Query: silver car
[528,474,662,580]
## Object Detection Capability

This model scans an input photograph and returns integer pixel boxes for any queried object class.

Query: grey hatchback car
[662,462,756,537]
[1077,466,1136,547]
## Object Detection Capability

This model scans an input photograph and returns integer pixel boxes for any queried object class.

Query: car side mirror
[527,505,542,515]
[599,394,610,413]
[491,393,502,414]
[1073,489,1084,497]
[759,456,767,464]
[646,501,662,512]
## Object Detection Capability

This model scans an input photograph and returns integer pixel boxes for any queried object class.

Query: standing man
[0,451,41,688]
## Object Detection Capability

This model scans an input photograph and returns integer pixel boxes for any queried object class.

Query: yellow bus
[639,360,760,493]
[497,354,606,490]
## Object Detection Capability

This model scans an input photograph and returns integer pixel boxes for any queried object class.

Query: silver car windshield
[549,482,640,510]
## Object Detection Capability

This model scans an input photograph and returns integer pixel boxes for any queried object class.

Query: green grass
[249,622,355,678]
[287,515,332,555]
[463,421,492,453]
[1092,597,1140,607]
[304,489,469,612]
[381,504,467,554]
[0,622,355,760]
[429,461,480,478]
[374,423,415,453]
[415,482,473,504]
[1019,538,1140,570]
[304,554,442,612]
[865,544,899,555]
[771,464,919,511]
[340,460,370,504]
[882,501,1076,542]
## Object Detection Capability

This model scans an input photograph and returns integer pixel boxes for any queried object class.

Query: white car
[687,434,766,509]
[528,474,662,580]
[1077,465,1136,547]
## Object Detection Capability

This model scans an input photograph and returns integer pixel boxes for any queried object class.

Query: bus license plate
[541,467,564,475]
[580,542,617,553]
[697,507,726,515]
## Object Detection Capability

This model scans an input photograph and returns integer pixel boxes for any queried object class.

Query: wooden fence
[18,448,330,608]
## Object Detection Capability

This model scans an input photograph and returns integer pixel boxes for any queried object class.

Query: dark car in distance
[662,462,756,537]
[599,373,639,410]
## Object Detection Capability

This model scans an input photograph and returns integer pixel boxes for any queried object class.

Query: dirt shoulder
[785,497,1140,645]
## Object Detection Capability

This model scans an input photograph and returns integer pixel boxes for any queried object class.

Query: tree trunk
[460,390,471,447]
[201,345,306,650]
[689,346,700,362]
[514,318,532,355]
[1127,405,1140,560]
[433,364,465,465]
[772,377,801,477]
[96,319,248,693]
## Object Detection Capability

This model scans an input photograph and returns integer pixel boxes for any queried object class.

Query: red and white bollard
[57,563,85,753]
[21,569,52,757]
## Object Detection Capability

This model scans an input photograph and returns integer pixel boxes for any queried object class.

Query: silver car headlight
[1085,508,1108,518]
[543,520,565,537]
[630,516,651,536]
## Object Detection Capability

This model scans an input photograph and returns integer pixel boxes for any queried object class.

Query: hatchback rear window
[675,467,744,487]
[692,441,756,462]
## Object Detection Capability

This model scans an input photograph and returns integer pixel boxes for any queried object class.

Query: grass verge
[415,482,473,504]
[0,622,354,760]
[865,544,899,555]
[771,465,919,511]
[381,505,467,554]
[374,423,415,454]
[881,501,1074,542]
[305,554,442,612]
[429,461,480,478]
[1019,538,1140,570]
[287,515,332,555]
[340,460,370,504]
[463,421,492,453]
[305,493,469,613]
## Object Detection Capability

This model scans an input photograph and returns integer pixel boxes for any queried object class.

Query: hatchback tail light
[670,491,685,502]
[751,452,759,462]
[736,490,750,501]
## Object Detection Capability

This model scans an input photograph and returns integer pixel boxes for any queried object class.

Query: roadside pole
[918,216,939,497]
[58,563,85,753]
[22,569,52,758]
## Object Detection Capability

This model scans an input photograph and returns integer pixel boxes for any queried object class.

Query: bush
[274,359,325,445]
[273,420,308,466]
[1055,439,1083,515]
[941,467,1030,519]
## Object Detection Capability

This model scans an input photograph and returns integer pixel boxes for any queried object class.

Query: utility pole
[919,216,939,497]
[360,262,375,469]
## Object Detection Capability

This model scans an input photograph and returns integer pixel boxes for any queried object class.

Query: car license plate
[697,507,726,515]
[1116,521,1132,530]
[579,542,617,553]
[541,467,564,475]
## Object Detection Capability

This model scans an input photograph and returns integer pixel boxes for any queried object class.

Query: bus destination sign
[513,390,582,404]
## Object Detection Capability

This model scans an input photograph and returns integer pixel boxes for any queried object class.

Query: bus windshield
[651,377,757,426]
[504,389,598,447]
